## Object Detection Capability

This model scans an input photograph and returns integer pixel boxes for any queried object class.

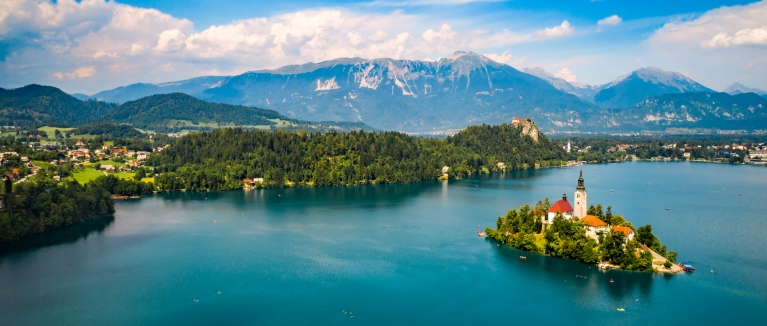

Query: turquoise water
[1,162,766,325]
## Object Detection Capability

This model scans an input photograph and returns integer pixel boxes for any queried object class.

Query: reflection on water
[489,239,655,301]
[0,215,115,255]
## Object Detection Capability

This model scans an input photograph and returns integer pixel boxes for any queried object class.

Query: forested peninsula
[146,122,566,191]
[0,179,115,243]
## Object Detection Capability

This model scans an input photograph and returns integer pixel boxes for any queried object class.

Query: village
[0,136,167,185]
[559,138,767,165]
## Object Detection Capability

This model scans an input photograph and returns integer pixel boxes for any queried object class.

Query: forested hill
[0,84,116,126]
[448,123,564,170]
[145,123,566,191]
[103,93,288,131]
[0,85,374,132]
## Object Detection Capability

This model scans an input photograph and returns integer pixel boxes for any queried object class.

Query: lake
[1,161,765,325]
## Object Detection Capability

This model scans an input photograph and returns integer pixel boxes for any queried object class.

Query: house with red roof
[545,193,574,225]
[613,225,635,242]
[581,215,607,241]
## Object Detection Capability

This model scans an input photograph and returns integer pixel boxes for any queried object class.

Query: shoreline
[487,238,682,274]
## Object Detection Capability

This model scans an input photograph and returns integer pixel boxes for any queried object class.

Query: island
[485,169,682,273]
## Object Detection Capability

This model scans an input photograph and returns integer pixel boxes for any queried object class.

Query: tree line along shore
[1,122,566,243]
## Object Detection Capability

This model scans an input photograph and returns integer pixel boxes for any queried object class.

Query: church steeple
[576,168,585,191]
[574,168,587,219]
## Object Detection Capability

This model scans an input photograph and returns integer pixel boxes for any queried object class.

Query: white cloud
[53,66,95,79]
[155,29,187,52]
[0,0,583,93]
[93,50,117,59]
[597,15,622,31]
[554,67,577,82]
[535,21,574,38]
[484,51,513,64]
[645,1,767,90]
[422,24,456,43]
[701,26,767,48]
[649,1,767,49]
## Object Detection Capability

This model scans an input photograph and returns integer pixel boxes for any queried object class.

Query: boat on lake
[679,262,695,272]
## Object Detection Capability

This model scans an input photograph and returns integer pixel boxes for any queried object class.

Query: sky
[1,0,766,94]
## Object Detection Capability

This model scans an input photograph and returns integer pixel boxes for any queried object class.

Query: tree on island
[544,214,599,264]
[636,224,677,262]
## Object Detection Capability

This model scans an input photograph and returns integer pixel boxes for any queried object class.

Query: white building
[613,225,635,242]
[581,215,608,242]
[545,193,574,225]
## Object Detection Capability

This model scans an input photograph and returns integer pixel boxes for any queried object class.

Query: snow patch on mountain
[315,77,340,91]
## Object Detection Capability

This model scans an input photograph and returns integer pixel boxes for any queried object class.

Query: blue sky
[1,0,766,94]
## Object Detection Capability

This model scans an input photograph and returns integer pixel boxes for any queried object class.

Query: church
[542,169,633,243]
[544,169,588,225]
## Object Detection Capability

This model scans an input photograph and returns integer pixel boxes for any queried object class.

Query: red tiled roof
[581,215,606,227]
[613,225,634,236]
[548,200,573,213]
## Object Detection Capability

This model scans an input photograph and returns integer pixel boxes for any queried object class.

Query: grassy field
[69,168,106,184]
[38,126,75,138]
[85,159,127,167]
[69,168,136,184]
[141,177,155,183]
[114,172,136,180]
[33,161,54,169]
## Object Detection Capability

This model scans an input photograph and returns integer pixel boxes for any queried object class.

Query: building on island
[581,215,607,241]
[613,225,635,241]
[545,193,574,225]
[544,169,637,243]
[573,169,587,219]
[243,178,265,190]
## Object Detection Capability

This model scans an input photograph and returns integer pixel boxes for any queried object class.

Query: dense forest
[485,200,676,272]
[0,85,116,126]
[144,123,567,192]
[0,179,115,243]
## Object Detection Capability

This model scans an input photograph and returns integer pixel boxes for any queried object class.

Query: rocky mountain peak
[724,82,767,96]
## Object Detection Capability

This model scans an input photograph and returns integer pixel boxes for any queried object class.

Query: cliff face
[512,119,539,142]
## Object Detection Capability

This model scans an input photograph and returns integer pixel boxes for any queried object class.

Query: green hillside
[0,84,116,126]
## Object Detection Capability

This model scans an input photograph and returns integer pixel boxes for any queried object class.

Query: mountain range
[8,51,767,133]
[89,52,592,131]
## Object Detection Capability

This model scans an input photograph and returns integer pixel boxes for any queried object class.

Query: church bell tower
[574,168,587,219]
